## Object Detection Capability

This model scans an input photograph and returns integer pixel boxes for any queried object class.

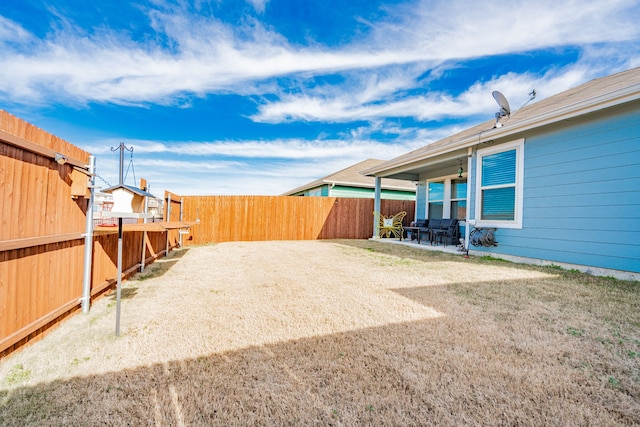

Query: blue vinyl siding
[472,108,640,273]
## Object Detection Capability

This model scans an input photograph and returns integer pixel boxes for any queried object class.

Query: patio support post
[81,155,96,314]
[373,176,382,238]
[464,147,474,252]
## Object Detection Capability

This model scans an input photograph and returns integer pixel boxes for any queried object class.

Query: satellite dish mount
[492,91,511,128]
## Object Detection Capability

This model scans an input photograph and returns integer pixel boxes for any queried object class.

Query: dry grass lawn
[0,239,639,426]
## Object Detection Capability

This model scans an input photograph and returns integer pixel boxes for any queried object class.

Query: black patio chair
[441,218,460,246]
[426,219,442,244]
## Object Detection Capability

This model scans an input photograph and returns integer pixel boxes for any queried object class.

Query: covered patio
[375,234,468,255]
[363,126,482,252]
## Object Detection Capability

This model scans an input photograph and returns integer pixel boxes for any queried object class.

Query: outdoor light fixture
[458,161,463,178]
[54,153,68,165]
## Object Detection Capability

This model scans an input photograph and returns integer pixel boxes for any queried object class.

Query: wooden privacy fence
[182,196,415,245]
[164,190,183,250]
[0,111,171,356]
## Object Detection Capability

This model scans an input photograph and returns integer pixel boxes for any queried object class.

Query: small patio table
[404,226,422,244]
[432,229,448,246]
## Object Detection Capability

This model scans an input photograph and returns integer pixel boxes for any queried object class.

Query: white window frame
[425,173,467,220]
[450,178,468,221]
[474,138,524,229]
[426,179,447,219]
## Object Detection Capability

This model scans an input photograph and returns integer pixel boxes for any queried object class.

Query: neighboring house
[363,67,640,280]
[283,158,416,200]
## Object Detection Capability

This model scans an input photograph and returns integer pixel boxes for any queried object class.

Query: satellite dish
[492,91,511,128]
[492,91,511,116]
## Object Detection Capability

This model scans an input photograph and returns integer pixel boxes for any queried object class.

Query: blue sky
[1,0,639,195]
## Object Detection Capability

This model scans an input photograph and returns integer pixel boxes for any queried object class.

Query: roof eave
[364,83,640,178]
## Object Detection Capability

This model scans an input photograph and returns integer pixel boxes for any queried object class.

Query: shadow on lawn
[327,239,635,283]
[327,238,529,270]
[105,249,190,302]
[135,248,189,281]
[2,280,639,426]
[326,239,458,262]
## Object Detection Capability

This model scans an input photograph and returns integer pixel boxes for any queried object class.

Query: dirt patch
[1,240,639,425]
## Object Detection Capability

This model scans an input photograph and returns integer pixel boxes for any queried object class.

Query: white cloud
[0,15,31,43]
[85,136,419,159]
[246,0,269,13]
[249,65,603,123]
[86,132,437,196]
[0,0,637,106]
[376,0,639,58]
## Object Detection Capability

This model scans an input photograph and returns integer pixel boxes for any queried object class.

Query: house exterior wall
[293,185,413,200]
[379,189,416,201]
[330,185,373,198]
[292,185,413,200]
[330,185,415,200]
[289,185,329,196]
[469,106,640,274]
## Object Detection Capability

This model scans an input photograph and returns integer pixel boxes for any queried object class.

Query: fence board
[0,251,7,337]
[164,191,183,250]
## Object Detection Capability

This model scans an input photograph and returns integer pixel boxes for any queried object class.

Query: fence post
[141,180,149,272]
[179,197,184,247]
[166,192,171,254]
[81,155,96,314]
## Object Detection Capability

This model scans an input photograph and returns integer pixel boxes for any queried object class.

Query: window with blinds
[481,149,516,220]
[475,139,524,228]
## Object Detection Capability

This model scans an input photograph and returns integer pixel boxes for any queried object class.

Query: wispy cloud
[0,15,31,42]
[85,136,420,159]
[0,0,637,107]
[87,131,437,195]
[375,0,639,58]
[246,0,270,14]
[250,65,602,123]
